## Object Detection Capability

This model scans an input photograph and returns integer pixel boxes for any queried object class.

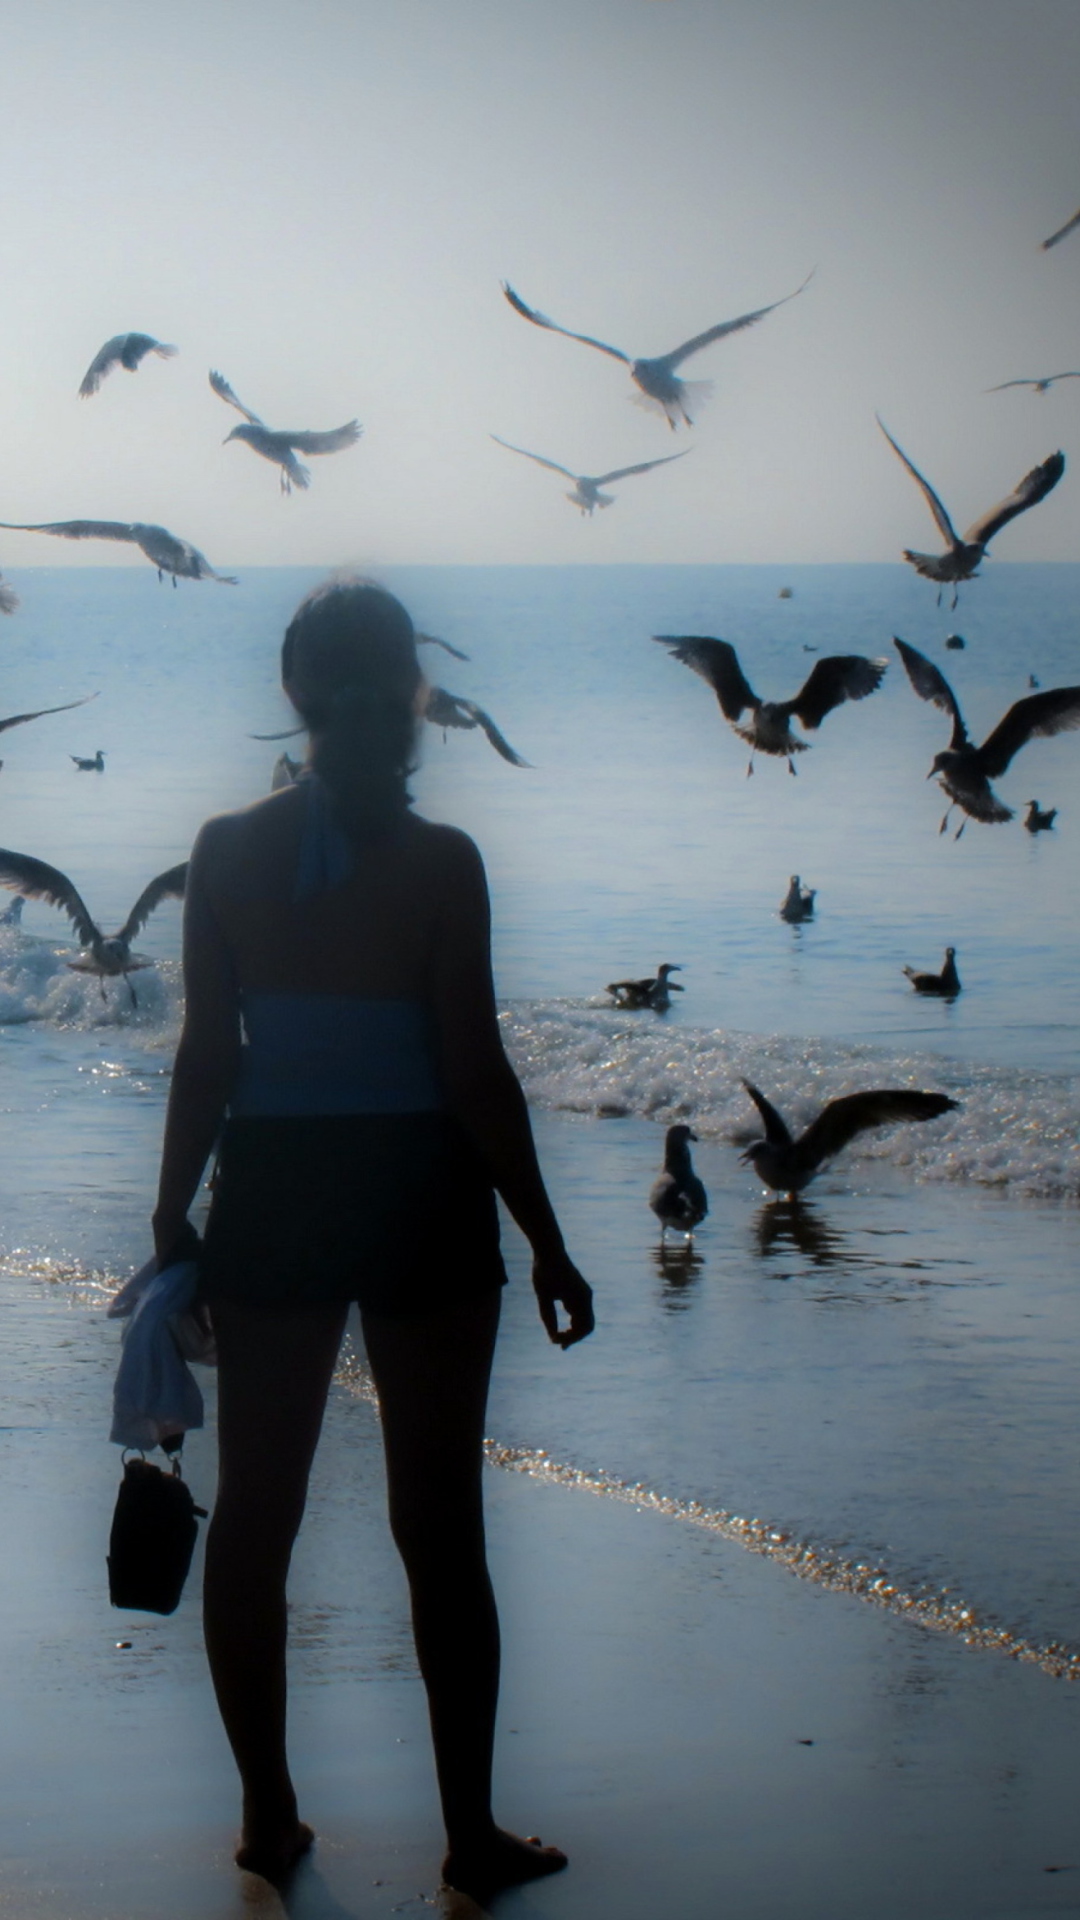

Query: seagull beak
[925,767,936,780]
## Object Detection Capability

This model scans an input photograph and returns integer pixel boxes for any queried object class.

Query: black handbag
[107,1445,208,1615]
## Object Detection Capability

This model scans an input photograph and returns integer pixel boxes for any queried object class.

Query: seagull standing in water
[502,274,812,428]
[490,435,689,513]
[649,1125,708,1240]
[210,371,362,493]
[79,334,177,398]
[893,638,1080,836]
[606,963,683,1011]
[654,635,887,775]
[738,1080,958,1196]
[0,519,236,585]
[0,853,187,1005]
[877,420,1065,608]
[903,947,961,996]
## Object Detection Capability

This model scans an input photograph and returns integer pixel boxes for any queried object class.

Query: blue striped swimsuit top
[229,773,443,1118]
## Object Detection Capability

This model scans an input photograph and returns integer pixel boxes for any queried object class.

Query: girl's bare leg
[362,1289,567,1902]
[204,1298,348,1879]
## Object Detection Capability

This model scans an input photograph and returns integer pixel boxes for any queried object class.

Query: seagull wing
[117,862,188,943]
[417,632,470,661]
[653,635,758,721]
[0,579,18,615]
[787,655,887,730]
[501,283,631,364]
[1042,207,1080,250]
[209,370,264,426]
[593,452,691,484]
[286,422,362,455]
[986,380,1038,392]
[964,451,1065,546]
[0,692,98,736]
[490,435,577,480]
[0,850,99,944]
[975,686,1080,777]
[876,418,959,546]
[121,334,177,369]
[662,271,814,369]
[78,336,126,397]
[425,688,530,766]
[795,1090,957,1173]
[742,1080,794,1149]
[250,725,306,740]
[893,638,968,749]
[0,520,137,544]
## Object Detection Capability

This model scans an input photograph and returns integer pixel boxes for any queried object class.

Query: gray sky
[1,0,1077,565]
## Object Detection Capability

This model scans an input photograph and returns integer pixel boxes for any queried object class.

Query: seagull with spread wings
[490,434,688,513]
[1042,207,1080,251]
[501,274,812,429]
[987,373,1080,395]
[0,852,187,1004]
[79,333,177,398]
[252,677,528,768]
[877,419,1065,607]
[0,692,97,739]
[209,370,362,493]
[0,518,236,585]
[738,1079,958,1196]
[653,634,887,775]
[893,637,1080,836]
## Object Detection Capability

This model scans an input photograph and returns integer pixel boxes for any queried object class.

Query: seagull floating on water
[606,962,683,1011]
[1042,207,1080,251]
[894,638,1080,836]
[903,947,961,996]
[210,370,361,493]
[0,692,97,741]
[71,749,105,771]
[502,274,812,429]
[738,1079,958,1196]
[0,853,187,1004]
[79,333,177,398]
[490,434,688,514]
[988,373,1080,395]
[945,634,966,651]
[649,1124,708,1240]
[877,419,1064,608]
[654,634,887,775]
[779,876,815,922]
[1024,799,1057,833]
[0,518,236,585]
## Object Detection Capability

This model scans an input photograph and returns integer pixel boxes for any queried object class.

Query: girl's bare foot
[442,1828,568,1904]
[235,1819,315,1885]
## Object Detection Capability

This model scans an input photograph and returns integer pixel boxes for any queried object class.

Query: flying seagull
[0,692,97,739]
[209,370,362,493]
[423,686,529,765]
[79,333,177,398]
[903,947,961,996]
[738,1079,958,1196]
[987,374,1080,395]
[416,631,470,661]
[501,273,813,429]
[649,1124,708,1240]
[606,962,683,1011]
[0,852,187,1004]
[877,419,1065,607]
[0,576,19,615]
[654,635,887,775]
[1042,208,1080,251]
[0,519,236,585]
[893,637,1080,835]
[490,434,689,513]
[779,875,815,922]
[1024,799,1057,833]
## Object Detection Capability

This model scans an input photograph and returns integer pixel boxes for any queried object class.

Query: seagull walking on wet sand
[654,635,887,775]
[210,371,362,493]
[490,435,689,513]
[903,947,961,996]
[501,274,813,428]
[0,852,187,1005]
[779,876,815,922]
[649,1125,708,1240]
[79,334,177,398]
[988,373,1080,395]
[0,692,97,742]
[606,962,683,1011]
[738,1080,958,1196]
[877,419,1065,609]
[894,638,1080,836]
[1024,800,1057,833]
[0,519,236,585]
[1042,207,1080,250]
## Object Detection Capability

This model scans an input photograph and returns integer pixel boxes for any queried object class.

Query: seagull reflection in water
[752,1197,848,1269]
[651,1237,705,1307]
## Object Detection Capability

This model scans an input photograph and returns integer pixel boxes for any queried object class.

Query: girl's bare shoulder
[191,787,303,871]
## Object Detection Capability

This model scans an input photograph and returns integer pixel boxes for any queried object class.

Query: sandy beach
[1,1259,1077,1920]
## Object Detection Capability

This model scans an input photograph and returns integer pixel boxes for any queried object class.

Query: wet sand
[0,1264,1078,1920]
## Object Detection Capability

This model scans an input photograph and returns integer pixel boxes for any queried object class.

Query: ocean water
[1,562,1078,1666]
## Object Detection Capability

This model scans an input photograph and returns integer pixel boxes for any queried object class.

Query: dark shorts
[201,1112,507,1316]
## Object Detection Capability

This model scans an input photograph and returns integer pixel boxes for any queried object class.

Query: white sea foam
[500,1000,1080,1201]
[0,933,181,1039]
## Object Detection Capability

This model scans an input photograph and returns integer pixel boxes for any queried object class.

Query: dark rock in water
[945,634,966,650]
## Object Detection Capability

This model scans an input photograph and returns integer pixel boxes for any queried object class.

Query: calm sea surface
[1,563,1078,1663]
